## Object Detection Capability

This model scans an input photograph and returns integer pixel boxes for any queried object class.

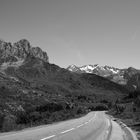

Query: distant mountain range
[67,64,140,91]
[67,64,121,75]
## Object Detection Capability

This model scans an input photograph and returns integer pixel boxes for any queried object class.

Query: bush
[2,115,17,132]
[16,111,29,124]
[0,112,4,130]
[29,111,41,122]
[77,106,85,114]
[94,103,108,111]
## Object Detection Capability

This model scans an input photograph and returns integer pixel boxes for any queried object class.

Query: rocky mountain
[0,39,48,67]
[67,64,140,91]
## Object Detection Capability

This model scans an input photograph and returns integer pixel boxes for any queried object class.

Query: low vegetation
[108,90,140,139]
[0,80,118,132]
[0,57,128,132]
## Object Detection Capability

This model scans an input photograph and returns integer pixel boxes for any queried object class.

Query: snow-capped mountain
[68,64,121,75]
[67,65,81,73]
[67,64,140,90]
[80,64,98,73]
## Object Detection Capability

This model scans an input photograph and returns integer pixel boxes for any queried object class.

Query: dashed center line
[61,128,75,134]
[40,135,56,140]
[84,122,88,124]
[40,113,97,140]
[77,124,84,128]
[106,130,109,134]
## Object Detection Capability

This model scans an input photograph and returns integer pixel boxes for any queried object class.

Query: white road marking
[90,112,97,121]
[107,119,110,126]
[40,135,56,140]
[77,124,84,128]
[94,113,97,118]
[121,122,127,127]
[103,130,109,139]
[84,122,88,124]
[41,112,97,140]
[89,119,92,122]
[106,130,109,134]
[61,128,75,134]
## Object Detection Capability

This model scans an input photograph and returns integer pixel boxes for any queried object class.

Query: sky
[0,0,140,69]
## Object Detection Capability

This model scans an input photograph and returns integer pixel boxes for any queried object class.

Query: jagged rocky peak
[67,64,81,72]
[0,39,49,63]
[68,64,78,69]
[13,39,31,53]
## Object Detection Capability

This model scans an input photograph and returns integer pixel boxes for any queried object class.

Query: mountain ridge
[0,39,49,65]
[67,64,140,91]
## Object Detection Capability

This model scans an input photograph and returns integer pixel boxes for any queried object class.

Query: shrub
[94,103,109,111]
[2,115,17,132]
[0,112,4,130]
[29,111,41,122]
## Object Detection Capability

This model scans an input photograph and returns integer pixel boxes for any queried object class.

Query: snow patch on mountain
[80,65,96,73]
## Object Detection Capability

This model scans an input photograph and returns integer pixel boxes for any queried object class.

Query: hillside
[0,40,128,132]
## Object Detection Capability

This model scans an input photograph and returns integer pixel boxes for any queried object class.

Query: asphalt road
[0,111,135,140]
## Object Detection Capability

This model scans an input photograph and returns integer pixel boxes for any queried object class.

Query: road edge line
[106,118,112,140]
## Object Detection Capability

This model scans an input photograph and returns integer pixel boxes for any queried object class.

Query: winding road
[0,111,137,140]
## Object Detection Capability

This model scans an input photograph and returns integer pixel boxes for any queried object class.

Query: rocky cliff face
[0,39,49,64]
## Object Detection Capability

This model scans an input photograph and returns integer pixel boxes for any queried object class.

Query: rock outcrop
[0,39,49,64]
